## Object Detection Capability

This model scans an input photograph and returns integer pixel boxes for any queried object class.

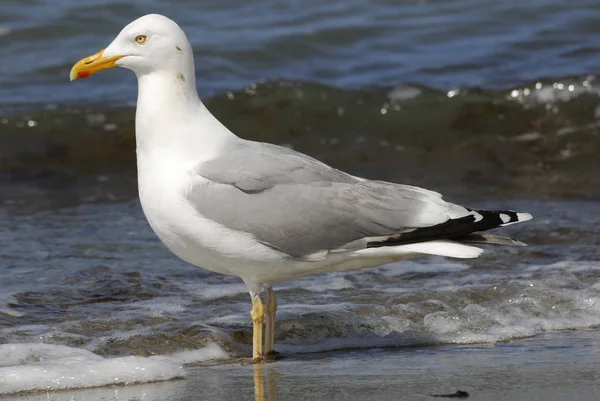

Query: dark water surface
[1,0,600,109]
[1,0,600,396]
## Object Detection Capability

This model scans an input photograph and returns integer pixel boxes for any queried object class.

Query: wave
[0,342,227,395]
[4,259,600,362]
[1,75,599,207]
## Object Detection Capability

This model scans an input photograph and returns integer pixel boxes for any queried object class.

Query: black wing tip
[367,209,532,249]
[472,209,533,227]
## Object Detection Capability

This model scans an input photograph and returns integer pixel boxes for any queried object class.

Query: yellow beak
[69,49,123,81]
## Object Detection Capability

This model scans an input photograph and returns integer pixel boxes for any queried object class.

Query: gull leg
[250,290,265,363]
[264,285,278,358]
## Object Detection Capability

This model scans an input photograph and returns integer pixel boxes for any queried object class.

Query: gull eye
[134,35,147,44]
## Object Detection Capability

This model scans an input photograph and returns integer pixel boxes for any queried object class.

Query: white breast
[136,150,288,280]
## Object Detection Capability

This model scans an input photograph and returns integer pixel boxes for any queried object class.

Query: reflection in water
[253,364,279,401]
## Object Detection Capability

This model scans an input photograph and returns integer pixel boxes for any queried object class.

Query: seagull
[70,14,532,363]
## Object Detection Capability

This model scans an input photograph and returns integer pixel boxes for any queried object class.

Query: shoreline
[4,329,600,401]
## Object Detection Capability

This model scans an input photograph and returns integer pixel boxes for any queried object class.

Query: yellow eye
[134,35,147,44]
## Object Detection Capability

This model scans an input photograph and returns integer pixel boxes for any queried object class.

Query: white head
[70,14,195,82]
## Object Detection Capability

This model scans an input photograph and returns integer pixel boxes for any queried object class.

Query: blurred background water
[1,0,600,396]
[2,0,600,108]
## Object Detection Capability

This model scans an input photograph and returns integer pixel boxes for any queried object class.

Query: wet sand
[5,329,600,401]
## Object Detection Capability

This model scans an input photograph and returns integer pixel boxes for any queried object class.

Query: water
[1,0,600,396]
[1,199,599,395]
[7,331,600,400]
[1,0,600,110]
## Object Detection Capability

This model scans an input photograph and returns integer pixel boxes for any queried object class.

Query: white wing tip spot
[517,212,533,222]
[501,211,533,226]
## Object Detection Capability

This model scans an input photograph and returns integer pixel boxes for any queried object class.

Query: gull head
[70,14,194,81]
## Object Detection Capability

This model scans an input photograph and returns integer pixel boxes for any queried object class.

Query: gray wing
[187,140,463,259]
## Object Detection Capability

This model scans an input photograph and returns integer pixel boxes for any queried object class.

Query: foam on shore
[0,342,228,395]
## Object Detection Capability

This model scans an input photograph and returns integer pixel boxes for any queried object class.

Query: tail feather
[397,240,484,259]
[454,233,527,246]
[367,209,532,248]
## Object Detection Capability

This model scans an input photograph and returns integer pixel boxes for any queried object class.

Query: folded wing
[187,140,530,259]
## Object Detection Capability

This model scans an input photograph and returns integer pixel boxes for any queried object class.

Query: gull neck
[134,71,235,161]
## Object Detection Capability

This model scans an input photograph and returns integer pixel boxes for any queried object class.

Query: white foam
[128,297,188,314]
[0,306,23,318]
[0,324,50,339]
[289,276,355,292]
[0,342,228,395]
[380,261,471,277]
[509,79,600,104]
[181,283,248,300]
[153,343,229,365]
[525,260,600,272]
[387,85,422,101]
[513,132,542,142]
[1,379,184,401]
[0,292,24,317]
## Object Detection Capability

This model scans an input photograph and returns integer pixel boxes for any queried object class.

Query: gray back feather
[188,140,453,259]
